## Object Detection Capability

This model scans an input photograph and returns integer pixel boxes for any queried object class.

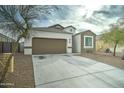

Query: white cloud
[36,5,123,35]
[47,5,106,34]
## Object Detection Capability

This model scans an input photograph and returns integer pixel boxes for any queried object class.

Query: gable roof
[48,24,64,29]
[31,24,76,34]
[74,30,96,36]
[31,27,73,34]
[64,25,76,30]
[81,30,96,35]
[0,33,15,42]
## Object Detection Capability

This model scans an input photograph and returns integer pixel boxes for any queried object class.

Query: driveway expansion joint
[35,68,117,87]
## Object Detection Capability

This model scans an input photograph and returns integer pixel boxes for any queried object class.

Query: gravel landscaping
[0,53,35,88]
[80,52,124,70]
[1,52,124,88]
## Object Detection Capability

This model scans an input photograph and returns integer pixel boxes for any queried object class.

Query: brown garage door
[32,38,66,54]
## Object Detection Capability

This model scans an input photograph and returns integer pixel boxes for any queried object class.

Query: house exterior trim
[72,30,96,53]
[24,29,73,55]
[84,36,94,48]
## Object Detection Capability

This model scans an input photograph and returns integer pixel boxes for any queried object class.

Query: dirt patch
[0,53,35,88]
[79,52,124,70]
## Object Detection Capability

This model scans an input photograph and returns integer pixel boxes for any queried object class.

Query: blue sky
[34,5,124,35]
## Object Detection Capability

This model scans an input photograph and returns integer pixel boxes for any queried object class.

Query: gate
[2,42,12,53]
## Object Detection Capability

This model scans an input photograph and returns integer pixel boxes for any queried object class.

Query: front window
[84,36,93,48]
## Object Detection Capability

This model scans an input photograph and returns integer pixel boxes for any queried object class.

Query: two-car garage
[32,38,67,54]
[24,25,74,55]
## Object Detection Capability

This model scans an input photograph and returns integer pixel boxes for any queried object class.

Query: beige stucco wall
[24,30,73,55]
[72,34,81,53]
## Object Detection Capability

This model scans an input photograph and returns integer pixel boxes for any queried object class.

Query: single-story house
[72,30,96,53]
[24,24,76,55]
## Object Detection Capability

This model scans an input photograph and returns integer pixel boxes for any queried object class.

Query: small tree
[101,25,124,56]
[0,5,51,85]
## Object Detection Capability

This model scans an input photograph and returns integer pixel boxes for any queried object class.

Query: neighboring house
[72,30,96,53]
[96,35,111,52]
[96,35,124,55]
[24,24,76,55]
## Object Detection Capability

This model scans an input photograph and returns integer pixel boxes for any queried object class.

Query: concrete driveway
[32,54,124,88]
